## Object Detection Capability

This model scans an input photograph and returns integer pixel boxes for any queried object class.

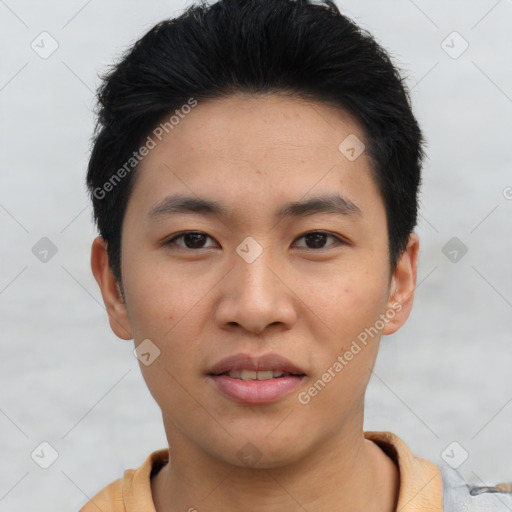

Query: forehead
[127,93,382,222]
[142,93,365,166]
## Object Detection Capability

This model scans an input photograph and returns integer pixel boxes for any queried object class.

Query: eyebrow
[147,193,362,221]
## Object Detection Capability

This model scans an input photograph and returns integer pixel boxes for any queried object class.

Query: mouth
[208,373,305,404]
[207,353,306,404]
[209,369,306,380]
[207,352,307,377]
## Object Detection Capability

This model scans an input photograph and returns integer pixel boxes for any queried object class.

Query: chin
[211,432,309,470]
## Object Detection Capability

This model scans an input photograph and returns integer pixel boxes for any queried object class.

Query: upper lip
[207,353,306,376]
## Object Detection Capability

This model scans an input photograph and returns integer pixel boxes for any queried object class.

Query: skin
[91,92,419,512]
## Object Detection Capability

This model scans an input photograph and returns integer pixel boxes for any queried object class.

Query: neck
[151,423,399,512]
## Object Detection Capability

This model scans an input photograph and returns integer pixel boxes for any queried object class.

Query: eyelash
[164,230,346,251]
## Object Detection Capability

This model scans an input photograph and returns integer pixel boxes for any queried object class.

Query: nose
[214,242,297,335]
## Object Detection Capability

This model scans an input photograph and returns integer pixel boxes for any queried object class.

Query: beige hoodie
[79,430,443,512]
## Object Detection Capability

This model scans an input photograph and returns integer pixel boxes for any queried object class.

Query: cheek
[300,264,390,337]
[300,276,388,419]
[126,275,208,417]
[122,255,209,340]
[122,256,211,376]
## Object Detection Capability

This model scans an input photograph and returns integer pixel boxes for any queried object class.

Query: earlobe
[382,233,420,336]
[90,236,133,340]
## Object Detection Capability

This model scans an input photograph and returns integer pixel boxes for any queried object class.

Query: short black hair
[86,0,424,290]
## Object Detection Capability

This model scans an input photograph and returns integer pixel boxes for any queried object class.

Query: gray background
[1,0,511,510]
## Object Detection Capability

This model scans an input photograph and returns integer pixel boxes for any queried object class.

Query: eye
[165,231,217,250]
[164,230,344,251]
[294,231,344,250]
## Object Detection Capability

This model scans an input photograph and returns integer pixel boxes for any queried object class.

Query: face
[92,93,418,468]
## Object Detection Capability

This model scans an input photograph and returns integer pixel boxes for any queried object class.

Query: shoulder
[364,431,512,512]
[79,477,124,512]
[78,448,170,512]
[440,463,512,512]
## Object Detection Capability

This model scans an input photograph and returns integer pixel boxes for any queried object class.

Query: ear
[382,233,419,336]
[90,236,133,340]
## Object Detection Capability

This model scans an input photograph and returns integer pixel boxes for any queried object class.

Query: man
[81,0,512,510]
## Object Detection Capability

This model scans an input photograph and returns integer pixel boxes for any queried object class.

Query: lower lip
[208,375,304,404]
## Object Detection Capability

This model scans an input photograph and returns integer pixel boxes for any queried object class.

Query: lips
[207,353,307,404]
[207,352,306,376]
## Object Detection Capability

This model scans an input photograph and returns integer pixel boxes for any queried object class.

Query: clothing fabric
[441,463,512,512]
[79,430,440,511]
[79,430,511,511]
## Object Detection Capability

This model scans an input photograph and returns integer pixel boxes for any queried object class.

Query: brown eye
[166,232,217,249]
[294,231,343,250]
